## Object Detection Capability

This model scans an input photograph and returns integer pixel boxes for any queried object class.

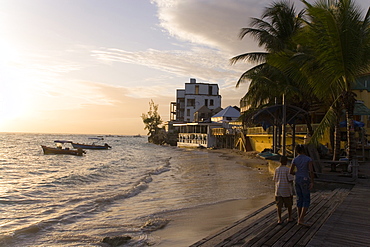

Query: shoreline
[150,148,356,246]
[153,194,273,247]
[151,148,274,246]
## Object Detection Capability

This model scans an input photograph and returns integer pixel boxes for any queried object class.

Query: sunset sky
[0,0,368,135]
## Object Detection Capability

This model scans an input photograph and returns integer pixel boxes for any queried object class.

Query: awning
[252,104,308,130]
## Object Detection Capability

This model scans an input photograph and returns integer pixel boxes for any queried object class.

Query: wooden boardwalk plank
[190,184,370,247]
[228,192,324,247]
[207,190,344,247]
[307,183,370,247]
[190,202,276,247]
[244,192,326,247]
[215,209,277,246]
[270,189,345,247]
[294,189,350,246]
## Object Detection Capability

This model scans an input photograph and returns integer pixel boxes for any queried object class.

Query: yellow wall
[247,134,306,152]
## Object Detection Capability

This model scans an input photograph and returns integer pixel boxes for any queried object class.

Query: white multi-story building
[170,78,222,122]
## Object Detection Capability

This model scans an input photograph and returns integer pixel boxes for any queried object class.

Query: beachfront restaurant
[174,122,223,148]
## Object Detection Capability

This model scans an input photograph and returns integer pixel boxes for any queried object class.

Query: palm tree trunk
[333,104,342,162]
[333,124,341,161]
[304,115,314,136]
[330,123,342,172]
[344,91,357,160]
[346,116,356,160]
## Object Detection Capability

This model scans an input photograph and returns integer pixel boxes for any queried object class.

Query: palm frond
[230,52,268,65]
[235,63,267,87]
[309,106,338,146]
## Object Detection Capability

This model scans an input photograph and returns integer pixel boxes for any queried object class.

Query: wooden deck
[307,182,370,246]
[190,188,351,247]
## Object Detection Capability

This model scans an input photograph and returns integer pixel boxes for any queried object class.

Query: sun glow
[0,46,32,125]
[0,77,31,124]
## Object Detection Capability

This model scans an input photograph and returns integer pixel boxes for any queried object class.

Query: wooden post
[282,95,287,156]
[352,157,359,179]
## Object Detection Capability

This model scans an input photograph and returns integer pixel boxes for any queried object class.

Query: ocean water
[0,133,274,246]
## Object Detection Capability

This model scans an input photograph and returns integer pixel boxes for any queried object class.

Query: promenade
[191,162,370,247]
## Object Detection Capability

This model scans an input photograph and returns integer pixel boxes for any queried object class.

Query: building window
[210,99,214,106]
[187,99,195,106]
[205,99,208,106]
[187,109,190,116]
[208,85,213,95]
[195,85,199,95]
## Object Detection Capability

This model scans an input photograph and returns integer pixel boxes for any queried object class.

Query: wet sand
[152,149,274,246]
[150,149,369,247]
[153,195,273,246]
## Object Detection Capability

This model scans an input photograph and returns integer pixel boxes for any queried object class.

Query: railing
[178,133,207,145]
[246,127,273,135]
[212,128,241,135]
[246,124,320,135]
[212,128,226,135]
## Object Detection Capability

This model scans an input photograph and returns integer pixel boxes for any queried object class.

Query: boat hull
[41,145,85,156]
[71,143,111,150]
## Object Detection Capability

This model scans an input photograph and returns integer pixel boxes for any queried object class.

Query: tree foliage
[232,0,370,160]
[231,0,317,137]
[299,0,370,158]
[141,99,163,135]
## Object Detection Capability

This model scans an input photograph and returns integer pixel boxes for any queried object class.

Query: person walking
[290,144,314,227]
[273,155,294,224]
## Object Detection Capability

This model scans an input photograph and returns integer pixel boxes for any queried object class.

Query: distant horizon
[0,131,148,136]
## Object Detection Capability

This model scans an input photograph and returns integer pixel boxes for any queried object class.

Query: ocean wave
[94,160,171,206]
[0,158,174,245]
[148,164,171,176]
[52,170,105,186]
[94,175,152,205]
[0,222,44,246]
[0,198,47,205]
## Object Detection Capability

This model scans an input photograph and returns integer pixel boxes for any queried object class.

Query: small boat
[257,149,281,160]
[41,140,85,156]
[71,137,112,150]
[133,134,142,138]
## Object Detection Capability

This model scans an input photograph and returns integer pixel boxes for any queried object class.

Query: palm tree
[230,1,304,88]
[299,0,370,161]
[230,1,324,119]
[231,0,318,152]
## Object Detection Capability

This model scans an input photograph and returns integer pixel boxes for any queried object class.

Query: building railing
[178,133,207,145]
[246,124,320,135]
[212,128,240,135]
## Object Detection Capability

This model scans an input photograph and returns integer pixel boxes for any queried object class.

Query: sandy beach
[152,149,275,247]
[149,149,359,247]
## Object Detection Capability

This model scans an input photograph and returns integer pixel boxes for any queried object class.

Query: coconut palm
[269,34,345,159]
[230,1,324,113]
[230,1,304,86]
[299,0,370,160]
[231,0,319,143]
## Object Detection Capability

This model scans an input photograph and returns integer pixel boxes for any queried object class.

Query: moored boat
[71,137,111,150]
[41,141,85,156]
